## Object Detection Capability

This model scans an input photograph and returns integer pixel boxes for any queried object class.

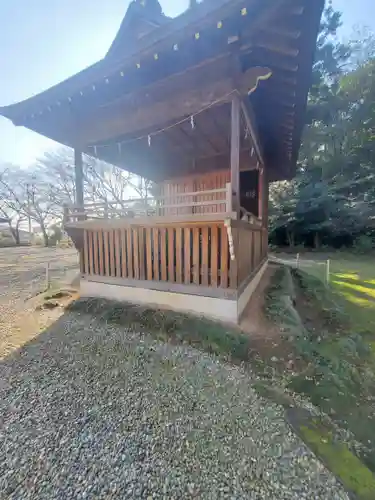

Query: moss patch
[68,298,252,364]
[299,422,375,500]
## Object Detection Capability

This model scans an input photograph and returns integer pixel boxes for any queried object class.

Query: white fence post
[296,253,300,269]
[326,259,330,286]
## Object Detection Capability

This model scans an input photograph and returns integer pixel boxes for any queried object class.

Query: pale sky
[0,0,373,166]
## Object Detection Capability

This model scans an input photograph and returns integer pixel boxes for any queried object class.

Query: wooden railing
[81,221,267,291]
[65,184,232,223]
[236,225,267,286]
[83,223,232,288]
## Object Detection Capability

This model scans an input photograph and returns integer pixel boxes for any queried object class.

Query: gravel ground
[0,246,78,356]
[0,311,349,499]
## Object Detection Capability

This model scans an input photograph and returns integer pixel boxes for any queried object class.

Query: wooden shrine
[0,0,324,323]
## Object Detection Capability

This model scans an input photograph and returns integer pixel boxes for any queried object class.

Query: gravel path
[0,311,348,499]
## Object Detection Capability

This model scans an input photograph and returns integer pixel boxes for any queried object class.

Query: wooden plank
[89,230,95,275]
[192,227,200,285]
[160,228,167,281]
[104,230,110,277]
[146,227,153,281]
[211,225,219,287]
[250,230,255,272]
[110,230,116,277]
[220,225,229,288]
[132,228,139,279]
[229,227,238,289]
[83,230,89,274]
[115,229,121,278]
[127,229,134,279]
[240,99,265,167]
[167,228,175,282]
[92,230,99,275]
[138,228,145,280]
[98,230,104,276]
[184,228,191,285]
[201,226,209,286]
[121,229,128,278]
[175,227,183,284]
[258,166,264,221]
[254,231,260,269]
[231,94,241,218]
[248,232,254,274]
[153,228,160,281]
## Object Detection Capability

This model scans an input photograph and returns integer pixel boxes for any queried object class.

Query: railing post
[230,94,241,220]
[225,182,232,215]
[62,203,69,226]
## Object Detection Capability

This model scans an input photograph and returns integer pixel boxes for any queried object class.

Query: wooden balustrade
[65,185,231,223]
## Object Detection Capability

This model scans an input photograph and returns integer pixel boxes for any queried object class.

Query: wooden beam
[262,26,301,40]
[230,94,241,218]
[240,99,264,166]
[74,148,84,208]
[255,41,299,58]
[80,59,273,144]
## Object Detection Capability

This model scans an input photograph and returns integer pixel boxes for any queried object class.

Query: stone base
[80,260,268,324]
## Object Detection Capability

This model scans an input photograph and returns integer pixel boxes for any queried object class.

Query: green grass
[68,298,252,364]
[265,258,375,476]
[299,422,375,500]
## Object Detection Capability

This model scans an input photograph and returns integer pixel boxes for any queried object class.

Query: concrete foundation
[80,260,268,324]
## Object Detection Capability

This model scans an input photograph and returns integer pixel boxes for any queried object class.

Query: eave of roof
[0,0,324,180]
[0,0,245,122]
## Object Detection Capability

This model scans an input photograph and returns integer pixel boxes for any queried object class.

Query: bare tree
[23,176,60,247]
[0,149,156,247]
[0,166,28,245]
[36,147,155,212]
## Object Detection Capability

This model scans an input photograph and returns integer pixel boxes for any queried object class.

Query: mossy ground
[263,259,375,497]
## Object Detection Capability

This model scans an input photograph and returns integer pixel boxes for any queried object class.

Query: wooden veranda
[0,0,324,322]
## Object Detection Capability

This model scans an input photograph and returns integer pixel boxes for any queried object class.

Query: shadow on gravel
[0,301,348,499]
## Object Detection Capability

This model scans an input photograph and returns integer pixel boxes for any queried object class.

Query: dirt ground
[0,246,79,358]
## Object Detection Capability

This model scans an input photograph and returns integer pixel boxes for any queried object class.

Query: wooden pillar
[258,165,269,258]
[258,165,264,220]
[74,148,84,208]
[230,94,241,218]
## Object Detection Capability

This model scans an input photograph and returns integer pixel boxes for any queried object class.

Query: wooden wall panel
[93,231,99,275]
[82,222,258,292]
[115,229,121,278]
[160,228,167,281]
[184,228,191,285]
[153,228,160,281]
[192,227,200,285]
[127,229,133,279]
[132,229,139,279]
[138,228,145,280]
[167,228,175,282]
[220,226,229,288]
[98,230,104,275]
[146,228,153,281]
[121,229,127,278]
[211,226,219,287]
[160,170,230,216]
[104,231,110,277]
[201,226,209,286]
[175,227,183,283]
[83,230,89,275]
